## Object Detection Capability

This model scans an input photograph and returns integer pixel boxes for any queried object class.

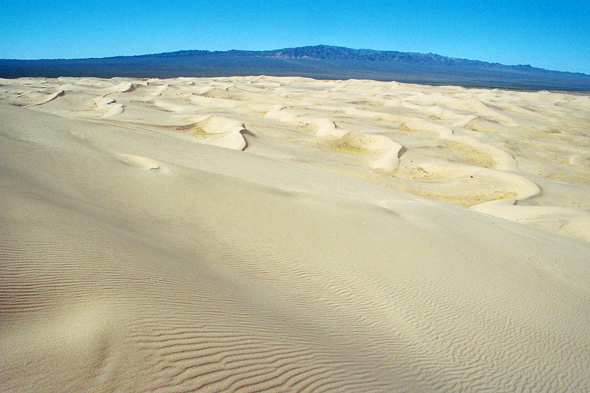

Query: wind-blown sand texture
[1,76,590,392]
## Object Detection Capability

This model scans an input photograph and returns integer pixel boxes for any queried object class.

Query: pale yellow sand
[1,76,590,392]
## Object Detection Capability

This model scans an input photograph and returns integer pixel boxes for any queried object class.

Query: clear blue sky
[1,0,589,74]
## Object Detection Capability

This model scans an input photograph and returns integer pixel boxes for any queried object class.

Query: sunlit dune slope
[1,76,590,392]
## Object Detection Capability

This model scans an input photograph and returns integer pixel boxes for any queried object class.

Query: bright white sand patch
[1,77,590,392]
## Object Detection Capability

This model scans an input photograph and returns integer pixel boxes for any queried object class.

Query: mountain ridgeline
[2,45,589,91]
[149,45,533,69]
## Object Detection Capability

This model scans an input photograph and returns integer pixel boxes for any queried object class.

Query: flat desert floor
[1,76,590,392]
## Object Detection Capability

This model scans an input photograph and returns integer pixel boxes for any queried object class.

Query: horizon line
[2,44,589,77]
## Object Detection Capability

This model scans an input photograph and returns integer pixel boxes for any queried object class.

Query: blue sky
[1,0,589,74]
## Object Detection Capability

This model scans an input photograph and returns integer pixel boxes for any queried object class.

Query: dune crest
[1,76,587,236]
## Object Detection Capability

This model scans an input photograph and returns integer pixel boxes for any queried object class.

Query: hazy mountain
[148,45,532,69]
[2,45,589,91]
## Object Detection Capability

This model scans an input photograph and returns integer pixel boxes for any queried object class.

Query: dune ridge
[1,76,590,392]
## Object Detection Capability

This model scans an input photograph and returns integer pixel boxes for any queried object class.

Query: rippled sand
[1,76,590,392]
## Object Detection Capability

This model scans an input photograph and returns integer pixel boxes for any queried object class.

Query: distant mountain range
[144,45,540,70]
[2,45,589,91]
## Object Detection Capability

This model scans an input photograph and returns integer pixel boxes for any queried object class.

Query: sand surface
[1,76,590,392]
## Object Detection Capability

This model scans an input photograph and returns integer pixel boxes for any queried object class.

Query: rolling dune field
[1,76,590,392]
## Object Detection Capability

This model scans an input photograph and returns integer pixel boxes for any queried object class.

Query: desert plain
[1,76,590,392]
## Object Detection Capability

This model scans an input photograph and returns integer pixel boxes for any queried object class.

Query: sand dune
[106,81,137,93]
[1,76,590,392]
